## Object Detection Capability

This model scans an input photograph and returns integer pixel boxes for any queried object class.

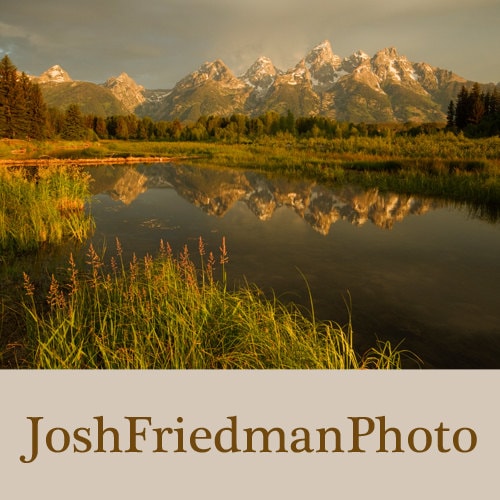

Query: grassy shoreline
[0,155,176,167]
[0,164,94,254]
[2,134,500,162]
[19,239,412,369]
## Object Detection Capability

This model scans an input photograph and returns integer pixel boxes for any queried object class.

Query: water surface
[81,163,500,368]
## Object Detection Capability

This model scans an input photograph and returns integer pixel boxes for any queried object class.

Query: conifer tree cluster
[447,83,500,136]
[0,55,47,139]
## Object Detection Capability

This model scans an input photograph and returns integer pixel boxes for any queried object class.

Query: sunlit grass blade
[20,240,413,369]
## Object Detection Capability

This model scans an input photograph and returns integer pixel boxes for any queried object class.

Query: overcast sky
[1,0,499,88]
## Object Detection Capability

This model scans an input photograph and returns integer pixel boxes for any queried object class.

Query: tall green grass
[21,238,411,369]
[5,134,500,163]
[0,165,94,253]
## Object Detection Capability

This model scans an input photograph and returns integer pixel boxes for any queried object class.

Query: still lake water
[82,162,499,368]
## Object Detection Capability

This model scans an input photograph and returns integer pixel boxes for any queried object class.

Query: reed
[21,239,411,369]
[0,165,94,253]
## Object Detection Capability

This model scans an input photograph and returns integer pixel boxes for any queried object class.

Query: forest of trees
[50,109,419,142]
[0,55,47,140]
[1,54,499,143]
[446,83,500,136]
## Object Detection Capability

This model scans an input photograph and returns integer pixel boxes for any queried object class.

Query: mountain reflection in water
[87,163,438,234]
[85,163,500,369]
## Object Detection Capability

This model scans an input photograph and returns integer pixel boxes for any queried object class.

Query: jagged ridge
[34,41,499,122]
[138,40,497,123]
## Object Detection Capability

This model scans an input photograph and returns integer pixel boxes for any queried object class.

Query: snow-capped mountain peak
[182,59,246,90]
[304,40,343,89]
[280,59,312,87]
[37,65,72,83]
[243,56,280,90]
[371,47,423,87]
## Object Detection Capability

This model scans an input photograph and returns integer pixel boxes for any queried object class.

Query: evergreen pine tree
[115,116,129,140]
[46,107,65,137]
[487,88,500,136]
[17,73,33,138]
[0,55,48,139]
[454,86,470,129]
[0,55,20,138]
[483,92,492,117]
[61,104,88,140]
[93,116,108,139]
[446,100,455,129]
[27,82,47,139]
[491,88,500,116]
[469,82,485,125]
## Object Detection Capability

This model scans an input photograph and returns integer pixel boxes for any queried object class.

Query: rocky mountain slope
[34,41,498,122]
[34,65,128,116]
[102,72,146,113]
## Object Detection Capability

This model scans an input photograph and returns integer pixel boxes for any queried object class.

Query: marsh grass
[4,134,500,163]
[2,138,498,209]
[0,165,94,253]
[21,238,410,369]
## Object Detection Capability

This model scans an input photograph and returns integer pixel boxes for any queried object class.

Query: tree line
[446,83,500,137]
[2,54,499,142]
[50,110,439,142]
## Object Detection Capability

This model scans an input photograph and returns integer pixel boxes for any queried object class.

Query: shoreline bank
[0,156,189,167]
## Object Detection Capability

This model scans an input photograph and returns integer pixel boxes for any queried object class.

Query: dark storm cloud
[1,0,498,88]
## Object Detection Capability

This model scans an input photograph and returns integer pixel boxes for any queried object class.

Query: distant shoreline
[0,156,193,167]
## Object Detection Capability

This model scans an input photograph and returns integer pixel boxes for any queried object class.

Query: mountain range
[31,40,499,123]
